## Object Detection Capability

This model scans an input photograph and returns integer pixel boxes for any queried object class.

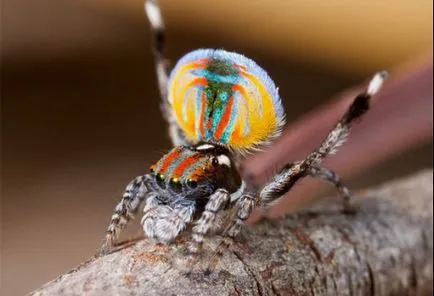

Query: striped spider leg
[101,175,152,254]
[145,0,190,147]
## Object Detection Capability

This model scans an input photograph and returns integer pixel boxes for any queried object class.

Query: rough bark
[30,170,433,296]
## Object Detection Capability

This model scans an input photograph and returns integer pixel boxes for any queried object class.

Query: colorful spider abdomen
[168,49,286,151]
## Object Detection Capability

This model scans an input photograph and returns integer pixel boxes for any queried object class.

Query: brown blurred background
[1,0,432,294]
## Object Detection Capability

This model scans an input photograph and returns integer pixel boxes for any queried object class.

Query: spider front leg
[171,189,230,274]
[189,189,231,257]
[101,175,152,255]
[144,0,188,147]
[205,193,256,274]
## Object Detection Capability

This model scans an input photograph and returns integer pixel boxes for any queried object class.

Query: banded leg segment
[101,175,151,254]
[144,0,168,104]
[306,166,352,210]
[189,189,230,256]
[206,194,256,273]
[144,0,188,146]
[304,71,388,167]
[259,71,388,205]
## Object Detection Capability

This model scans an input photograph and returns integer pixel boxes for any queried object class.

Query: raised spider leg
[260,71,388,206]
[305,71,388,167]
[101,174,152,255]
[205,193,256,273]
[144,0,188,146]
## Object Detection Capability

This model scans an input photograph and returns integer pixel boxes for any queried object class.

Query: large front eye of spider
[156,173,165,188]
[187,178,197,189]
[169,178,182,193]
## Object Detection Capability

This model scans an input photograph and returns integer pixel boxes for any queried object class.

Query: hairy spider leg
[306,166,353,210]
[206,71,388,272]
[205,193,256,273]
[188,189,231,256]
[145,0,188,146]
[260,71,388,205]
[101,175,152,254]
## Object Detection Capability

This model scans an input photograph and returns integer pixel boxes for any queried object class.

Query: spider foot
[172,246,202,275]
[100,235,115,256]
[203,268,213,276]
[204,246,226,275]
[342,198,357,215]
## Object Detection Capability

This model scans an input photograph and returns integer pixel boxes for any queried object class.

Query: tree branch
[30,170,433,296]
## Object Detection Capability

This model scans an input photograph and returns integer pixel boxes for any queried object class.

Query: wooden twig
[30,170,433,296]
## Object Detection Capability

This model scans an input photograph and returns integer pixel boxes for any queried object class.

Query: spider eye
[187,179,197,188]
[156,173,165,188]
[211,157,219,167]
[169,178,182,193]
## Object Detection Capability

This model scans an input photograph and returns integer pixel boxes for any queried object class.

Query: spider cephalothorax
[101,0,387,272]
[142,143,242,243]
[149,144,241,198]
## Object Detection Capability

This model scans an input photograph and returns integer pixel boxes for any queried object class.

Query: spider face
[149,143,242,202]
[141,142,243,244]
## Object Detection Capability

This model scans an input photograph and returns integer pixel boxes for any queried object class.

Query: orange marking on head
[214,96,234,140]
[190,168,202,179]
[172,154,202,179]
[159,148,182,174]
[189,159,212,179]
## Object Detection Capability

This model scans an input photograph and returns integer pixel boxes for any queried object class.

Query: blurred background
[1,0,432,294]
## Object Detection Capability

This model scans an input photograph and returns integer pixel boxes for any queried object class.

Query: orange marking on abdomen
[234,63,248,72]
[231,126,241,142]
[180,59,209,73]
[172,154,202,179]
[214,96,234,140]
[194,58,209,66]
[186,77,208,88]
[159,148,182,174]
[232,83,249,100]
